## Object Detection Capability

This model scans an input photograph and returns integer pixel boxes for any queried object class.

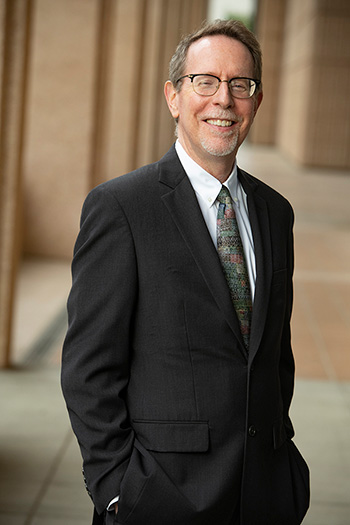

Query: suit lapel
[157,147,273,361]
[158,147,246,357]
[239,168,273,362]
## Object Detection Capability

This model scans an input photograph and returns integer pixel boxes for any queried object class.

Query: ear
[164,81,179,119]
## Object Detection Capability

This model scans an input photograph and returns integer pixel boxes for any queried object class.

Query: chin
[200,137,239,158]
[199,125,241,157]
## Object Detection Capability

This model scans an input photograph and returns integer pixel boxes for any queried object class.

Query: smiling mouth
[206,119,235,127]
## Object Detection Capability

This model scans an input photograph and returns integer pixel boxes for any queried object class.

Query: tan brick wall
[22,0,208,259]
[252,0,350,169]
[0,0,208,365]
[277,0,350,168]
[22,0,99,258]
[250,0,287,145]
[0,0,34,367]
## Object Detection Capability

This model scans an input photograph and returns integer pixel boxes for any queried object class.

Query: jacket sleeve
[279,205,296,439]
[61,183,137,514]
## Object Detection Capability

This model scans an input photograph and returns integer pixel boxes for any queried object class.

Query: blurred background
[0,0,349,523]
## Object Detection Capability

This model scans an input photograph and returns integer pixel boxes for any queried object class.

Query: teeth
[207,119,233,127]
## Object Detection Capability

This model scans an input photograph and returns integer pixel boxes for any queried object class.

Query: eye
[231,79,249,92]
[196,75,216,87]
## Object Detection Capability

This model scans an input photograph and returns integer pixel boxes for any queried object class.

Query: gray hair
[169,19,262,92]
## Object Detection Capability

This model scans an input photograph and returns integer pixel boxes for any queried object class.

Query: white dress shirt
[175,140,256,299]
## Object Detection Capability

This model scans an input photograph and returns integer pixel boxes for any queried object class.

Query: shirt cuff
[107,495,119,511]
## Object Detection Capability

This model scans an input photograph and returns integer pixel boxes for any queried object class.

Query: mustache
[201,112,243,123]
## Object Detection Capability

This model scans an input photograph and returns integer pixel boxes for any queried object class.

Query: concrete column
[101,0,147,182]
[90,0,160,182]
[0,0,33,368]
[156,0,185,159]
[134,0,165,168]
[155,0,208,160]
[23,0,99,258]
[101,0,209,179]
[188,0,208,30]
[0,0,208,366]
[139,0,209,164]
[250,0,287,145]
[10,0,208,257]
[277,0,350,168]
[88,0,115,189]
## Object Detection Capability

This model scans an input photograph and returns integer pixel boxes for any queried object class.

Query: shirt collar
[175,140,239,209]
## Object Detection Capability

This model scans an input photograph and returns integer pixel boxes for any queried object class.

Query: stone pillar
[0,0,208,365]
[155,0,188,160]
[99,0,148,185]
[148,0,209,162]
[22,0,209,257]
[135,0,168,168]
[23,0,99,258]
[252,0,350,169]
[277,0,350,168]
[95,0,209,184]
[137,0,209,167]
[250,0,287,145]
[0,0,33,368]
[88,0,115,190]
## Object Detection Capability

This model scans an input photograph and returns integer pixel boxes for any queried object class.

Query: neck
[199,156,236,183]
[177,138,237,183]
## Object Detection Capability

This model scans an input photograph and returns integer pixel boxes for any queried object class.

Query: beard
[198,109,244,157]
[199,125,240,157]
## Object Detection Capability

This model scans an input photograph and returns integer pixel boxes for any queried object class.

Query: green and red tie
[216,186,252,350]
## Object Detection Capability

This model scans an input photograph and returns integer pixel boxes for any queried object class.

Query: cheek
[178,100,193,125]
[179,104,200,131]
[183,95,208,118]
[241,105,256,127]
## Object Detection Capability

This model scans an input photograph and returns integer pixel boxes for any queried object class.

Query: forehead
[186,35,254,75]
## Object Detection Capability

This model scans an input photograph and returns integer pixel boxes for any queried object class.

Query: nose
[213,80,234,108]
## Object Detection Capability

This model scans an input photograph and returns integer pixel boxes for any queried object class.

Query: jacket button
[248,425,257,437]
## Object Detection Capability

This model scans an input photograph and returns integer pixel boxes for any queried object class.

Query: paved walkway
[1,144,350,524]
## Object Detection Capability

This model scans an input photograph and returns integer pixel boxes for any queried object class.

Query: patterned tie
[216,186,252,349]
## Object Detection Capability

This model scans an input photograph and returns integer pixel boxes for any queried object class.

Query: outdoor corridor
[1,144,350,524]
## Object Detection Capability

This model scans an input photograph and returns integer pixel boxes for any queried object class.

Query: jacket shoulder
[88,144,179,201]
[239,167,294,217]
[96,160,159,194]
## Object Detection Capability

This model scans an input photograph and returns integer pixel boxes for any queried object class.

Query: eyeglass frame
[176,73,261,99]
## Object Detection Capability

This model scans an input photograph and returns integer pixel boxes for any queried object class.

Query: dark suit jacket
[61,145,309,525]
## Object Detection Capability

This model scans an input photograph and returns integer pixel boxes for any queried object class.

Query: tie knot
[217,186,232,205]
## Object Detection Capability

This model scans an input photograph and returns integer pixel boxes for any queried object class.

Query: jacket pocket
[132,420,209,453]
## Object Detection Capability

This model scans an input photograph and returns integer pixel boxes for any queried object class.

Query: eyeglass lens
[193,75,256,98]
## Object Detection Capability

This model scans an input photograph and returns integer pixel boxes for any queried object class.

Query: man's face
[165,35,262,171]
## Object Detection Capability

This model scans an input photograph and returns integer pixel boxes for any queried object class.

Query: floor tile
[0,513,28,525]
[30,515,91,525]
[292,379,350,524]
[302,501,350,525]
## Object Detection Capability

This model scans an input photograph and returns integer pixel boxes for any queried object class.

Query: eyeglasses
[176,74,261,99]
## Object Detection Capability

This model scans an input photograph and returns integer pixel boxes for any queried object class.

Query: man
[61,19,310,525]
